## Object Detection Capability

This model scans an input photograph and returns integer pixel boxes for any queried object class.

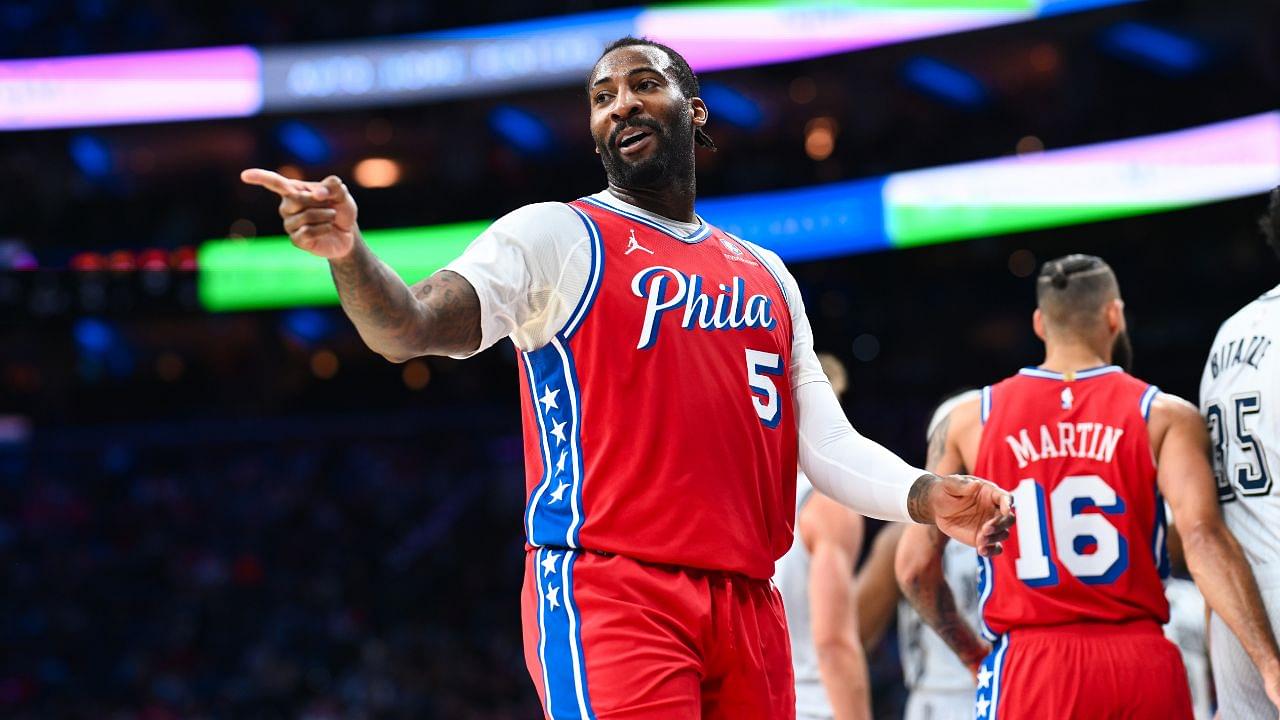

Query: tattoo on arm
[328,236,481,360]
[926,414,951,472]
[409,271,482,356]
[900,541,987,667]
[907,474,937,524]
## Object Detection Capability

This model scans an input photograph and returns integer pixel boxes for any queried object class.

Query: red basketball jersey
[516,197,797,579]
[973,366,1169,639]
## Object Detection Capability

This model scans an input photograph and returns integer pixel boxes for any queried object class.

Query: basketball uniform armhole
[1139,385,1161,422]
[980,386,993,425]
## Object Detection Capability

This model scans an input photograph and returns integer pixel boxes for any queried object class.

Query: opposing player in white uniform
[775,355,871,720]
[1199,187,1280,716]
[851,391,984,720]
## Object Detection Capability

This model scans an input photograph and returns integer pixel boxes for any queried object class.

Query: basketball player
[895,254,1280,718]
[1200,187,1280,717]
[774,353,871,720]
[869,392,1213,719]
[240,37,1014,719]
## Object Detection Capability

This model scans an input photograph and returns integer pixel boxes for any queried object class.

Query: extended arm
[330,243,481,361]
[895,524,989,673]
[854,523,904,649]
[1154,395,1280,707]
[894,405,990,671]
[796,382,1012,553]
[802,494,871,720]
[241,169,482,362]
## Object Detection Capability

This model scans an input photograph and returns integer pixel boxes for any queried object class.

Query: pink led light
[0,46,262,131]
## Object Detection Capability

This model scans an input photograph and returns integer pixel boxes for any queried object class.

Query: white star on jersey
[539,386,560,412]
[547,585,561,610]
[977,667,993,688]
[555,450,567,474]
[549,481,570,503]
[976,696,991,717]
[540,551,560,575]
[550,419,567,445]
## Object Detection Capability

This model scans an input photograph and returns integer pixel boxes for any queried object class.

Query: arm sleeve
[796,381,927,522]
[740,242,925,521]
[442,202,590,358]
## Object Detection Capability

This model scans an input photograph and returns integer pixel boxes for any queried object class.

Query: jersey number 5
[745,349,784,428]
[1011,474,1128,587]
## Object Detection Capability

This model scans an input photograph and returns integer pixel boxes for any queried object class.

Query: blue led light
[277,120,331,164]
[69,134,111,177]
[903,57,986,109]
[489,106,555,155]
[698,81,763,129]
[1102,21,1205,75]
[73,317,114,353]
[699,177,890,262]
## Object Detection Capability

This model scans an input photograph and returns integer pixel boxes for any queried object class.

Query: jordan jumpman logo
[624,228,653,256]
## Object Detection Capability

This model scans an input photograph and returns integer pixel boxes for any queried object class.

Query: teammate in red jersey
[241,37,1014,719]
[896,254,1280,719]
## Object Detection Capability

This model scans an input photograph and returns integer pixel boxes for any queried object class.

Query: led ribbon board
[2,0,1136,130]
[199,112,1280,311]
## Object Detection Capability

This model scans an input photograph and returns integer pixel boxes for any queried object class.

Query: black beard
[1111,330,1134,372]
[597,115,694,189]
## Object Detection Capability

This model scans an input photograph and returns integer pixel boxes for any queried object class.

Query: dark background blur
[1,1,1278,717]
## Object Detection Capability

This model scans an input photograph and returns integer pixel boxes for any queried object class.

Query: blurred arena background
[1,1,1278,717]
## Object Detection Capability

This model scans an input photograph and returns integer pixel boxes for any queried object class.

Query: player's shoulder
[1147,391,1202,430]
[496,201,583,228]
[1215,285,1280,336]
[482,202,593,256]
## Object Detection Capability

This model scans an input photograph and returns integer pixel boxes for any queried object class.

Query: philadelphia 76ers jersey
[973,366,1170,639]
[516,196,797,579]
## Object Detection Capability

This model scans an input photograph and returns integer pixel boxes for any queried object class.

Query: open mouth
[615,128,655,155]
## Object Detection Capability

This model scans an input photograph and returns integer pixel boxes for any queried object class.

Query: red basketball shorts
[520,547,795,720]
[976,619,1193,720]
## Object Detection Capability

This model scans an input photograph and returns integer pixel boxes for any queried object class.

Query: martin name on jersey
[1002,419,1127,469]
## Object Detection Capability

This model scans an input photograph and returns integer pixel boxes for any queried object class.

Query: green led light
[198,221,489,312]
[886,202,1189,249]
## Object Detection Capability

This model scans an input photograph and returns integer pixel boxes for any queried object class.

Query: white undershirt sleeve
[796,381,926,522]
[442,202,591,358]
[743,241,926,522]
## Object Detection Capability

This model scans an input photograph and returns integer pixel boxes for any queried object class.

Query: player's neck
[606,178,697,224]
[1039,343,1111,374]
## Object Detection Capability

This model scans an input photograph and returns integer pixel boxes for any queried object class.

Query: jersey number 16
[1011,474,1129,587]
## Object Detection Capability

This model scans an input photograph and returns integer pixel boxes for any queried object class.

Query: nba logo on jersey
[721,238,743,256]
[1061,387,1074,410]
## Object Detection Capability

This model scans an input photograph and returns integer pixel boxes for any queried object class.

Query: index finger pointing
[241,168,295,195]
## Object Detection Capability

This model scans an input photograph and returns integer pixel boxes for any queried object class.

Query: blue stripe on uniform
[1139,384,1160,420]
[523,353,556,541]
[551,337,587,547]
[736,237,791,316]
[562,206,604,340]
[977,553,998,642]
[524,343,581,547]
[1152,486,1170,579]
[534,547,597,719]
[988,634,1011,719]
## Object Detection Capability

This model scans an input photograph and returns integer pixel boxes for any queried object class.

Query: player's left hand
[927,474,1014,557]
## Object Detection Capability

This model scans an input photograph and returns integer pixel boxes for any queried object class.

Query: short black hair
[593,36,716,151]
[1035,254,1120,331]
[1262,186,1280,261]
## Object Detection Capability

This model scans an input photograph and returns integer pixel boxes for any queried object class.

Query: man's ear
[1107,298,1125,334]
[691,97,708,128]
[1033,308,1047,342]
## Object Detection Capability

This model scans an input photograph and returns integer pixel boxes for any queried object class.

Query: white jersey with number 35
[1199,284,1280,569]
